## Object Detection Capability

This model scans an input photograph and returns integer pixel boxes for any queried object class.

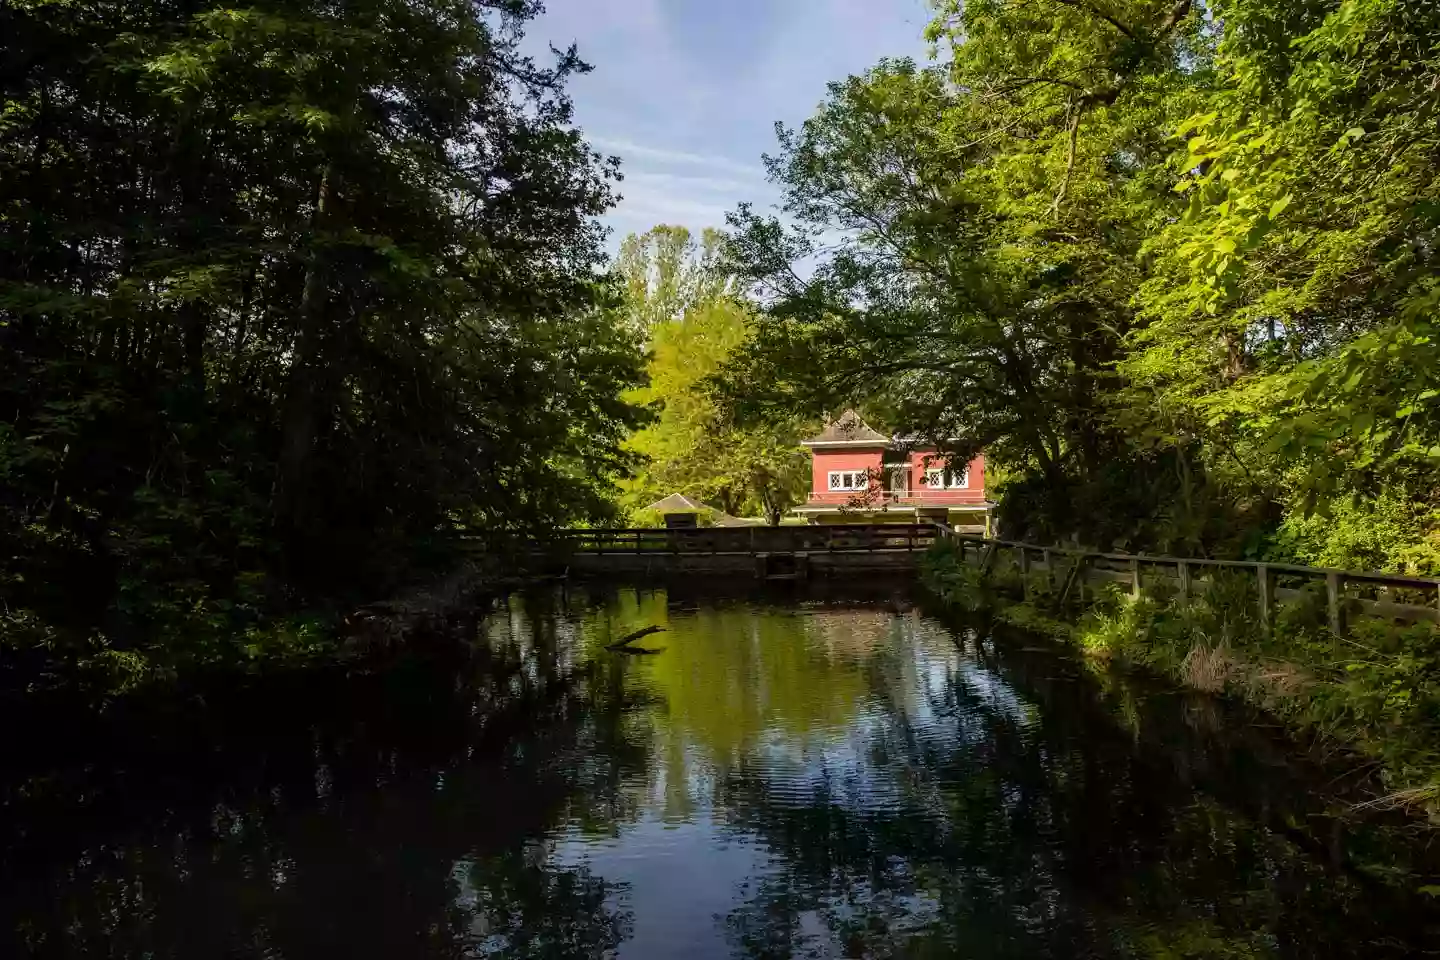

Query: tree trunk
[276,165,333,534]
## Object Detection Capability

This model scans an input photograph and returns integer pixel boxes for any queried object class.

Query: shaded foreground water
[5,583,1440,958]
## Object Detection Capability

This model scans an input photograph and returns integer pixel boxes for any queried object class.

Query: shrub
[920,545,1440,815]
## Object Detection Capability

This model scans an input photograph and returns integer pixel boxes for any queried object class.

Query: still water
[4,584,1438,958]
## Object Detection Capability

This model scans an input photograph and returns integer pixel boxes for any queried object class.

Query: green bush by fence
[922,540,1440,817]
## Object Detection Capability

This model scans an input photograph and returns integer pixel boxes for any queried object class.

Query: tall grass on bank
[921,540,1440,817]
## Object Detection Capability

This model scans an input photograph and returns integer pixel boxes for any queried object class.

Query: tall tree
[720,0,1440,568]
[616,227,810,525]
[614,224,733,337]
[1124,0,1440,569]
[0,0,645,688]
[721,0,1211,547]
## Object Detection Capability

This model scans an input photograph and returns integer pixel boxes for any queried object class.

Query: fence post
[1019,547,1031,575]
[1130,558,1141,598]
[1257,563,1272,634]
[1059,557,1084,607]
[1327,572,1342,635]
[1042,549,1052,586]
[1177,560,1191,600]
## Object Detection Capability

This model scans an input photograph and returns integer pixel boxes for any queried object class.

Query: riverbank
[920,540,1440,821]
[0,553,557,718]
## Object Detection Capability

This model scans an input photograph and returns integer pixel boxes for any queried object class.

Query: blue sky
[524,0,934,245]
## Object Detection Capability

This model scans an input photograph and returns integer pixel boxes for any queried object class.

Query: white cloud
[623,168,766,197]
[524,0,932,249]
[610,173,772,234]
[610,193,734,228]
[587,136,765,181]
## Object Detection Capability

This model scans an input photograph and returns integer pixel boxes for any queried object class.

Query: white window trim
[827,470,870,492]
[924,466,969,490]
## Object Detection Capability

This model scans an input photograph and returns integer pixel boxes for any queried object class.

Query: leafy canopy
[0,0,646,691]
[617,226,811,526]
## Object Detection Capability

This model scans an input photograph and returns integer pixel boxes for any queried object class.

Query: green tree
[614,224,732,336]
[617,227,810,525]
[0,0,646,692]
[716,0,1440,570]
[720,0,1211,546]
[1123,0,1440,571]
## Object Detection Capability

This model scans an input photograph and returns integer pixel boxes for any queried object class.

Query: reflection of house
[792,411,991,530]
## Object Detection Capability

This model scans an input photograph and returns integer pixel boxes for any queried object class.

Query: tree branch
[1050,106,1082,217]
[983,76,1086,100]
[1051,0,1137,41]
[1156,0,1193,37]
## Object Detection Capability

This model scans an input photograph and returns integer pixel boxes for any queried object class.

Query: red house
[792,411,991,531]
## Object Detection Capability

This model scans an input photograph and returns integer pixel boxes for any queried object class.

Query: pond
[3,583,1438,958]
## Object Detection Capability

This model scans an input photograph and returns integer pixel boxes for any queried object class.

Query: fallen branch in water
[606,625,665,651]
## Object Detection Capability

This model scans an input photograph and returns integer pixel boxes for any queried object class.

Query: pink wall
[808,448,986,505]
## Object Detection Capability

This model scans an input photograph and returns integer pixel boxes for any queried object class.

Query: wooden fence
[546,524,943,556]
[944,531,1440,634]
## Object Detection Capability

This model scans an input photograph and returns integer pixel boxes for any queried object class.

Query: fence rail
[942,530,1440,634]
[542,523,943,556]
[476,523,1440,631]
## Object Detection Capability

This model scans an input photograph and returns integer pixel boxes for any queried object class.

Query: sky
[522,0,935,246]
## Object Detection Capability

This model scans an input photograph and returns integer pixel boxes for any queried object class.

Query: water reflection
[3,585,1437,958]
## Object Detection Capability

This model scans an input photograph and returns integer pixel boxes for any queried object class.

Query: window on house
[828,470,869,492]
[924,466,969,489]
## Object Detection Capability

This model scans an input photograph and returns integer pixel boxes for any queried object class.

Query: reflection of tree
[9,589,1437,959]
[576,590,883,819]
[716,617,1429,960]
[3,595,645,959]
[455,849,629,958]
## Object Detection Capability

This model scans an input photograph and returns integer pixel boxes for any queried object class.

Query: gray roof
[642,493,714,513]
[643,493,763,526]
[802,410,889,445]
[713,514,763,527]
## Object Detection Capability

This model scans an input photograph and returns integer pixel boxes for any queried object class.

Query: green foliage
[0,0,645,697]
[1122,0,1440,569]
[920,539,993,613]
[617,226,811,525]
[921,547,1440,813]
[1272,493,1440,574]
[721,1,1213,546]
[614,225,733,337]
[717,0,1440,569]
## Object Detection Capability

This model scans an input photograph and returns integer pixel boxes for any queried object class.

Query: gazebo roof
[642,493,763,526]
[642,493,714,513]
[802,410,889,446]
[713,513,762,527]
